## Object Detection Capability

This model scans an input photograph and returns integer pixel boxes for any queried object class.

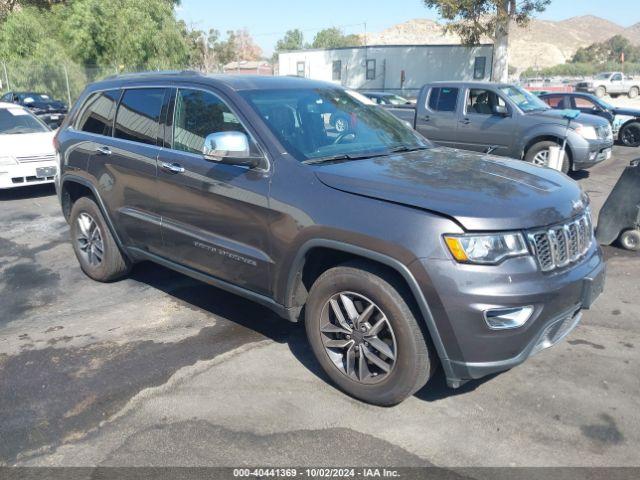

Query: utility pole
[63,64,72,106]
[2,62,10,91]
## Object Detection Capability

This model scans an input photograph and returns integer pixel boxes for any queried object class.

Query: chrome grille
[528,212,593,272]
[15,154,56,164]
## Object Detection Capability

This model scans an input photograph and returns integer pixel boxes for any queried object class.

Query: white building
[278,44,494,96]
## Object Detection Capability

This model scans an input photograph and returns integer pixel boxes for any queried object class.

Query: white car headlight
[575,124,598,140]
[0,156,17,166]
[444,232,529,265]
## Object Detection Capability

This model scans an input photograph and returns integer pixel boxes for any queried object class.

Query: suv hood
[612,107,640,118]
[526,108,609,127]
[314,147,587,231]
[24,100,67,111]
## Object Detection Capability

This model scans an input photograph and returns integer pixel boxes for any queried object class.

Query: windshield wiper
[302,152,386,165]
[303,145,431,165]
[386,145,430,154]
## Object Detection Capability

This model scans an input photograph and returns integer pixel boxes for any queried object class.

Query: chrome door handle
[96,146,112,155]
[161,162,185,174]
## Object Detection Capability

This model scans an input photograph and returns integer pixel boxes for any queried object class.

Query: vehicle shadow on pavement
[0,183,56,201]
[129,261,334,382]
[130,261,500,404]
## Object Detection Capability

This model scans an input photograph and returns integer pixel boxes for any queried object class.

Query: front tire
[69,196,130,282]
[620,122,640,147]
[620,229,640,251]
[525,141,570,174]
[596,86,607,98]
[628,87,639,99]
[304,261,434,406]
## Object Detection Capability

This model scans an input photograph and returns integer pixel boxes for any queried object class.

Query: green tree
[311,27,361,49]
[423,0,551,82]
[571,35,640,65]
[59,0,191,70]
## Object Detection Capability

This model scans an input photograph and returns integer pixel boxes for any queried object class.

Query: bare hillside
[365,15,634,72]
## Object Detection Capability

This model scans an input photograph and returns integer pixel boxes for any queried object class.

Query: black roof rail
[102,69,202,80]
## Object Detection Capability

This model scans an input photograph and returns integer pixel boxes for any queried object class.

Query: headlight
[574,124,598,140]
[444,232,529,265]
[0,156,18,166]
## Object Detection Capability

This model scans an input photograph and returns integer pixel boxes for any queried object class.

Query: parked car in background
[575,72,640,99]
[0,102,57,189]
[539,92,640,147]
[0,91,68,128]
[362,91,413,105]
[55,72,605,405]
[385,81,613,174]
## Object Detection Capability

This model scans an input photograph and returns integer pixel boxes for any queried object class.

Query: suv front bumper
[572,138,613,170]
[417,243,605,387]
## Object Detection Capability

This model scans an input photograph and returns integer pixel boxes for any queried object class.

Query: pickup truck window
[611,73,622,82]
[241,88,429,162]
[498,86,549,113]
[428,87,458,112]
[172,89,249,155]
[466,89,506,115]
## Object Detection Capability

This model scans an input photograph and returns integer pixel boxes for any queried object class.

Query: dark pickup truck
[386,82,614,174]
[55,73,605,405]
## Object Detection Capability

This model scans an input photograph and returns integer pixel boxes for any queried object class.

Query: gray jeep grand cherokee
[55,73,605,406]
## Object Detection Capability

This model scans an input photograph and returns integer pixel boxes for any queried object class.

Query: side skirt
[128,247,299,322]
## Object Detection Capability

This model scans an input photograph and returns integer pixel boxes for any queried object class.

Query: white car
[0,101,57,189]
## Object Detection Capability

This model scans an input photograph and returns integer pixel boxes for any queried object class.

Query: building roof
[278,43,494,54]
[223,60,272,70]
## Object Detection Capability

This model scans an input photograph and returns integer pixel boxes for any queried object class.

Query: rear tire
[620,229,640,251]
[304,261,435,406]
[69,196,130,282]
[525,140,570,174]
[620,122,640,147]
[596,86,606,98]
[628,87,639,99]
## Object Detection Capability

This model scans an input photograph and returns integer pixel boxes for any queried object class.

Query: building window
[474,57,487,80]
[366,59,376,80]
[296,61,305,77]
[332,60,342,81]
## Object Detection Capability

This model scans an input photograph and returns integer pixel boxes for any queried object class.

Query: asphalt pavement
[0,145,639,468]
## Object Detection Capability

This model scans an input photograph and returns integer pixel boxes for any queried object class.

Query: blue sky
[176,0,639,56]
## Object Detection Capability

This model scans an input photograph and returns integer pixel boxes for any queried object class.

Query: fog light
[589,152,597,161]
[484,306,534,330]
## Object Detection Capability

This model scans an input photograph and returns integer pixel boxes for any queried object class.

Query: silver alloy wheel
[334,118,348,133]
[532,149,550,167]
[76,212,104,266]
[319,291,397,384]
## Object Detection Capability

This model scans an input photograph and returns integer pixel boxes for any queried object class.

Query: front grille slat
[16,154,56,164]
[528,211,593,272]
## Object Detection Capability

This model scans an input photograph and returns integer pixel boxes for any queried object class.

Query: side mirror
[203,131,263,169]
[493,105,509,116]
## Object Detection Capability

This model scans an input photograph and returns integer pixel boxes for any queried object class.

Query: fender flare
[60,174,129,256]
[284,238,455,379]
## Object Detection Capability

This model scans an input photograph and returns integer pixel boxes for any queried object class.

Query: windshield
[594,97,614,110]
[17,93,51,103]
[594,73,612,80]
[0,108,50,134]
[498,86,550,112]
[241,88,429,162]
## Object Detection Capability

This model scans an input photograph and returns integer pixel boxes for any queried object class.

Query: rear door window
[114,88,166,146]
[541,95,565,108]
[428,87,459,112]
[77,90,120,136]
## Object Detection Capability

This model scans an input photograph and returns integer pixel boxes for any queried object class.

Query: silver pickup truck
[575,72,640,99]
[386,81,614,174]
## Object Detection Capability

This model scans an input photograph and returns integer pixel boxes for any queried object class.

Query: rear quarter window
[76,90,120,135]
